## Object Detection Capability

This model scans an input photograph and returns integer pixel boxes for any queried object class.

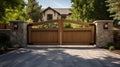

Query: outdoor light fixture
[103,22,108,29]
[13,23,18,30]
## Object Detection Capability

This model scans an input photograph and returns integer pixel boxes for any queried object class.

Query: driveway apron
[0,47,120,67]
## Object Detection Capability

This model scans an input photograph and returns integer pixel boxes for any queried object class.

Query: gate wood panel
[0,24,10,29]
[62,29,92,45]
[28,20,95,45]
[30,29,58,45]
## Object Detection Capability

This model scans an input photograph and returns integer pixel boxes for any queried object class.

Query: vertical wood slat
[62,29,92,45]
[0,24,9,29]
[28,26,32,44]
[58,23,60,45]
[6,24,10,29]
[91,25,95,44]
[0,24,4,29]
[30,29,58,44]
[58,20,63,45]
[0,24,10,29]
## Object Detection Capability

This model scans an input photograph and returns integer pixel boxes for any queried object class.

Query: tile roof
[42,7,71,15]
[54,8,71,15]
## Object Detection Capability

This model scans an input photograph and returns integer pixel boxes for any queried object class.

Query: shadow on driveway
[0,47,120,67]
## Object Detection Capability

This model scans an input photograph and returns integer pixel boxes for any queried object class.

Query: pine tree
[26,0,42,22]
[106,0,120,20]
[70,0,111,22]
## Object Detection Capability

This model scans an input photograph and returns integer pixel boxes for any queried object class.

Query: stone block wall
[0,29,11,36]
[10,20,27,47]
[94,20,113,47]
[0,29,13,44]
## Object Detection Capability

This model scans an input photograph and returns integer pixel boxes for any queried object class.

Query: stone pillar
[10,20,27,47]
[94,20,113,47]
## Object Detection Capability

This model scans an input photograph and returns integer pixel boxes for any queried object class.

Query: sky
[25,0,72,8]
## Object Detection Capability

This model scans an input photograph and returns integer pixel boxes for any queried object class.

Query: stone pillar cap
[93,20,113,23]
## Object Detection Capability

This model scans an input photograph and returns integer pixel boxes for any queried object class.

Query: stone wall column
[10,20,27,47]
[94,20,113,47]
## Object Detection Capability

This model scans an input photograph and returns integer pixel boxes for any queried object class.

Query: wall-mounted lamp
[103,23,108,29]
[13,23,18,30]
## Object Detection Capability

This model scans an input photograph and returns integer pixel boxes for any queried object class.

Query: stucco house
[42,7,71,21]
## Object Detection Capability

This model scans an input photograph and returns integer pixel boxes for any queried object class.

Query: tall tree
[70,0,111,22]
[106,0,120,20]
[2,8,25,24]
[26,0,42,22]
[0,0,25,23]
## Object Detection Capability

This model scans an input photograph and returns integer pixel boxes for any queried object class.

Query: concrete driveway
[0,46,120,67]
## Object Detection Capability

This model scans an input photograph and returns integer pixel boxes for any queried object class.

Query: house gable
[42,7,71,21]
[42,7,61,21]
[42,7,60,15]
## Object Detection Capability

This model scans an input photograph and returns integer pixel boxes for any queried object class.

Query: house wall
[43,9,61,21]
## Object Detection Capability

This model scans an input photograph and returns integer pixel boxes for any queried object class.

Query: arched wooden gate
[27,20,95,45]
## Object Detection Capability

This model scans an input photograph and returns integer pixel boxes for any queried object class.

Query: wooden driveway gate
[28,20,95,45]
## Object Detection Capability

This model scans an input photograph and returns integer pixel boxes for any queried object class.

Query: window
[61,15,67,19]
[47,14,53,20]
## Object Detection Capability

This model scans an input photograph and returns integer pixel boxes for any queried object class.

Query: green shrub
[109,46,115,51]
[107,42,115,50]
[42,24,49,28]
[12,43,20,48]
[0,33,11,52]
[64,23,72,28]
[0,33,10,43]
